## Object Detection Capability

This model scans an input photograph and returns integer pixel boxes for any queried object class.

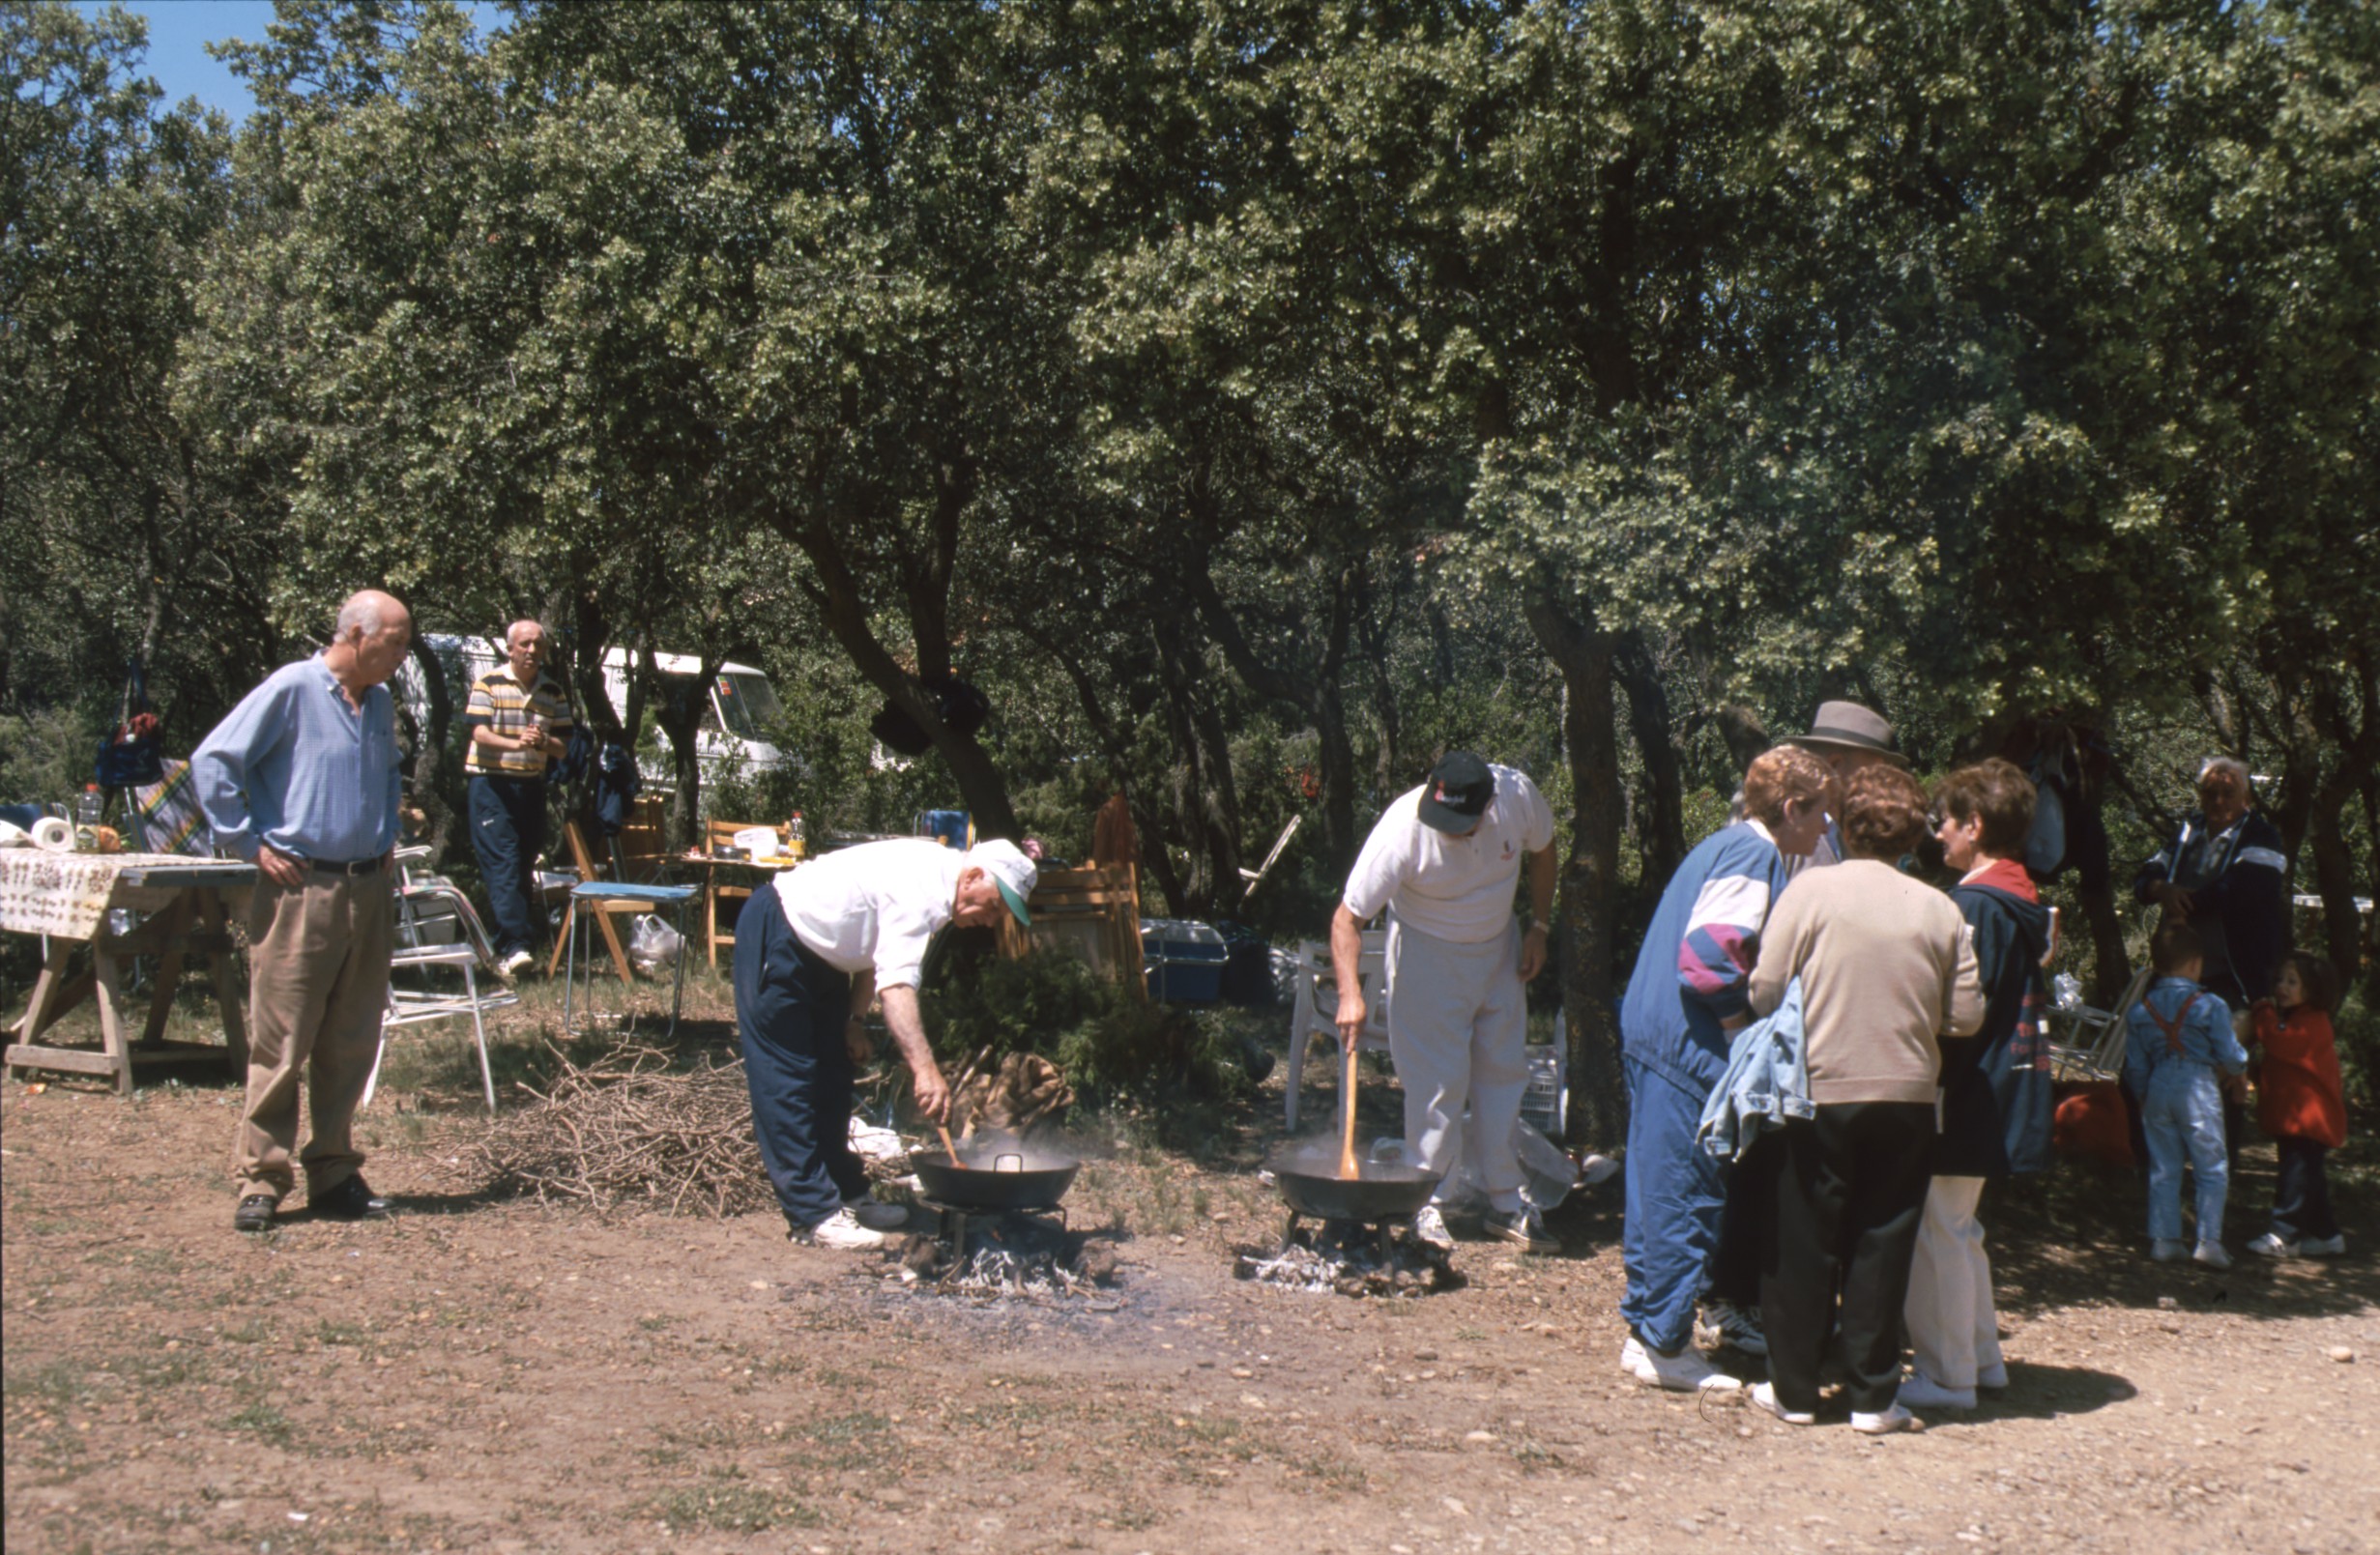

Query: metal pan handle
[994,1152,1025,1173]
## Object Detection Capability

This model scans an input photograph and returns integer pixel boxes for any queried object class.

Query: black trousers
[2272,1137,2339,1242]
[1708,1130,1782,1309]
[1761,1101,1934,1415]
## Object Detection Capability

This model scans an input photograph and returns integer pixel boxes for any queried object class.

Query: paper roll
[31,817,74,852]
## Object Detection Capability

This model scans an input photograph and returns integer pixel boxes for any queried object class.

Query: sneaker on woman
[1637,1344,1740,1394]
[2247,1231,2298,1258]
[1750,1382,1814,1425]
[1897,1371,1975,1411]
[1700,1298,1768,1357]
[1851,1403,1917,1434]
[796,1209,886,1251]
[2191,1240,2233,1269]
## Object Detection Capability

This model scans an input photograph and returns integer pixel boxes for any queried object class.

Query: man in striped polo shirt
[464,620,574,977]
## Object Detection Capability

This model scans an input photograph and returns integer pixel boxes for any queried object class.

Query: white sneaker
[844,1197,907,1231]
[1574,1152,1622,1188]
[2192,1240,2233,1270]
[1851,1403,1917,1435]
[1619,1336,1649,1378]
[1638,1343,1740,1394]
[2297,1234,2345,1257]
[1411,1204,1454,1252]
[2150,1238,2190,1262]
[497,948,535,978]
[2247,1231,2297,1258]
[1750,1381,1814,1425]
[1975,1362,2010,1391]
[795,1209,885,1251]
[1897,1371,1976,1411]
[1701,1298,1769,1357]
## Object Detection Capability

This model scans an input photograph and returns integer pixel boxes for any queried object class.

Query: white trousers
[1385,917,1528,1213]
[1903,1175,2003,1389]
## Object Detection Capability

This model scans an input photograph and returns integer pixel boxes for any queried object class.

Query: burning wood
[889,1218,1121,1303]
[1235,1219,1457,1297]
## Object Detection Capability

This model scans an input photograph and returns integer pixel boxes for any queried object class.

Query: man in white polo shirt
[1331,752,1558,1253]
[736,837,1037,1250]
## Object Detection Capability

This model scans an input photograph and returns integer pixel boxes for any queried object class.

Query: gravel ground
[5,987,2375,1554]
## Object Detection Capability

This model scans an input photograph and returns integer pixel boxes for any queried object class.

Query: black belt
[308,855,387,877]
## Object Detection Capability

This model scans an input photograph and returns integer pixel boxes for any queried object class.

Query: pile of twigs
[472,1043,771,1217]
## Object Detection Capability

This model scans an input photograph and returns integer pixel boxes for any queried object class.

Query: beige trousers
[1902,1174,2004,1389]
[232,872,393,1199]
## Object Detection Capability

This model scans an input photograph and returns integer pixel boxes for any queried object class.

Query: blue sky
[76,1,501,122]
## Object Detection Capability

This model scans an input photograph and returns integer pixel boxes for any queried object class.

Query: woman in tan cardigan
[1744,766,1984,1433]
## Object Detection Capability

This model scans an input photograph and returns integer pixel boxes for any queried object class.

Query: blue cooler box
[1141,918,1227,1002]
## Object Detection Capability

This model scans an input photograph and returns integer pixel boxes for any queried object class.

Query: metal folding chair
[562,878,697,1039]
[2047,965,2152,1083]
[1282,932,1390,1131]
[366,849,518,1111]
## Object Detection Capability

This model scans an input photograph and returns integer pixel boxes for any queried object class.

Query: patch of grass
[641,1483,816,1534]
[227,1398,294,1448]
[636,1313,673,1332]
[315,1319,369,1347]
[220,1318,271,1344]
[6,1359,95,1406]
[1292,1451,1370,1492]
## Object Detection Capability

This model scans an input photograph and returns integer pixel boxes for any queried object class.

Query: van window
[715,672,784,741]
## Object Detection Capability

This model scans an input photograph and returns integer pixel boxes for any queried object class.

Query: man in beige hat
[1780,701,1909,872]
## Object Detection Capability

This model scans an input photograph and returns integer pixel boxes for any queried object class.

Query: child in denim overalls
[2125,924,2249,1267]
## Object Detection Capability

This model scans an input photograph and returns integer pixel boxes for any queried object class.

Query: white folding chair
[365,848,518,1111]
[1282,932,1390,1131]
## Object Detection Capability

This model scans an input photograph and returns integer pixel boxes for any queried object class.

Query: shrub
[922,950,1251,1107]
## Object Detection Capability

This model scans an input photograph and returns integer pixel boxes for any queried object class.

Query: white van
[397,635,796,782]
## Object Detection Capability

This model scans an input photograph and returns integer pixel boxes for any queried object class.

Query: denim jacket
[1696,976,1814,1163]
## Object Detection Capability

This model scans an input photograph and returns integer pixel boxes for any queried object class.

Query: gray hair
[2197,756,2251,791]
[506,619,547,648]
[335,594,387,638]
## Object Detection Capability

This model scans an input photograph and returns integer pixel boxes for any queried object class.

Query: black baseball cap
[1417,751,1495,833]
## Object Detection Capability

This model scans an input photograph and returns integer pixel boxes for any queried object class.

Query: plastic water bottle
[74,784,103,850]
[788,811,806,860]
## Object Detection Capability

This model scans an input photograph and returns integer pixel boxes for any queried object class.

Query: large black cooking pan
[912,1146,1080,1211]
[1263,1142,1443,1221]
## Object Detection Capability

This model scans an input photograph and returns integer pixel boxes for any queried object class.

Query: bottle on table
[788,811,805,860]
[74,783,103,851]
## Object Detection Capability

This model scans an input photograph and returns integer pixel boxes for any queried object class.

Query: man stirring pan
[1331,752,1558,1254]
[737,836,1038,1251]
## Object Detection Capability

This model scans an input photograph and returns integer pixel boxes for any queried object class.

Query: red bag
[2053,1081,2134,1167]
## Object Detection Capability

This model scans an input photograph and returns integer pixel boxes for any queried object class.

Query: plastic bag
[627,913,682,968]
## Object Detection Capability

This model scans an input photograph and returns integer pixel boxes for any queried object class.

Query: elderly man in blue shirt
[193,589,412,1234]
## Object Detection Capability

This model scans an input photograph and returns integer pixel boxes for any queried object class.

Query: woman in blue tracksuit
[1615,745,1832,1393]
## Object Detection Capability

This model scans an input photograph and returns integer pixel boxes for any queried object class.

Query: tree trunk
[1150,616,1242,916]
[1711,703,1772,775]
[1525,588,1625,1158]
[400,637,457,861]
[647,655,724,852]
[1615,631,1685,884]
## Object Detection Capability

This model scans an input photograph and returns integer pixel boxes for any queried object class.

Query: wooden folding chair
[546,819,639,986]
[995,863,1143,992]
[703,818,785,969]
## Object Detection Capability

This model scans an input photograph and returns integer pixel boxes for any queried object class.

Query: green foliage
[922,951,1251,1108]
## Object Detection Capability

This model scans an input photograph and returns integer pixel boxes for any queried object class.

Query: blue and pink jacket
[1621,821,1792,1095]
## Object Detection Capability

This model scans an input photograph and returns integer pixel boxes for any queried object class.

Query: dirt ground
[6,978,2377,1555]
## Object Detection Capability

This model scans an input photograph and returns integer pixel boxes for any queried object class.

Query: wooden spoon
[936,1119,968,1169]
[1338,1042,1361,1180]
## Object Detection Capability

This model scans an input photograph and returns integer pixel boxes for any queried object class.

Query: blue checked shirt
[191,657,402,864]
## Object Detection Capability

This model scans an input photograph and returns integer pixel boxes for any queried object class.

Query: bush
[922,950,1252,1108]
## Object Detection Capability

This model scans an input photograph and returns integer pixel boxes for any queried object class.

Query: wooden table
[3,852,256,1094]
[675,851,798,969]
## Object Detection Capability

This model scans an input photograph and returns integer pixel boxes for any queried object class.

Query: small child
[2124,924,2250,1267]
[2246,951,2349,1257]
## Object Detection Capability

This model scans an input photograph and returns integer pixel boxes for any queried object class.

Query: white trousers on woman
[1385,916,1528,1214]
[1903,1174,2004,1389]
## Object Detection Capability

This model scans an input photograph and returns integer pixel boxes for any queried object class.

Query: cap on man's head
[1786,701,1908,768]
[1417,751,1496,834]
[965,839,1037,926]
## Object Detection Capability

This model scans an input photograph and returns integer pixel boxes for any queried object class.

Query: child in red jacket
[2246,951,2348,1258]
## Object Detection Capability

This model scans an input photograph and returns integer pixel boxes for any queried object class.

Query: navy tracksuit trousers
[467,773,547,958]
[734,881,869,1232]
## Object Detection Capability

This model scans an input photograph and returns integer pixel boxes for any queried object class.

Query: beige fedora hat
[1786,701,1908,767]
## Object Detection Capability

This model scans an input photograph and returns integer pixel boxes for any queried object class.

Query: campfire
[1236,1215,1458,1297]
[887,1209,1122,1303]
